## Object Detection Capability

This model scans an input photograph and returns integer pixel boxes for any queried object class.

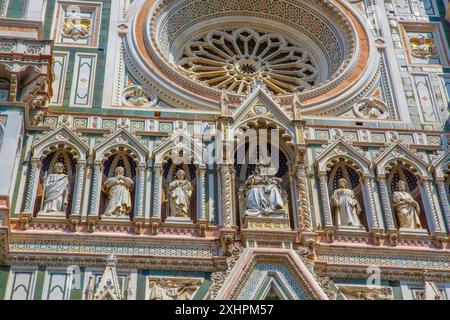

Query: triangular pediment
[431,150,450,177]
[32,125,89,161]
[153,129,205,164]
[315,139,371,174]
[215,249,329,300]
[93,128,147,163]
[89,255,123,301]
[232,88,293,130]
[374,141,429,176]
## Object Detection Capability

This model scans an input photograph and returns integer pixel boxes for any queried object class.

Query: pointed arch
[153,129,205,165]
[93,128,147,164]
[315,139,371,175]
[229,87,296,147]
[215,249,328,300]
[32,125,89,161]
[374,141,430,178]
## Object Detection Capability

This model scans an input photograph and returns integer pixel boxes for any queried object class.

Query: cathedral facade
[0,0,449,300]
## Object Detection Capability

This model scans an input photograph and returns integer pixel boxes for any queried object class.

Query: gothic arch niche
[233,125,295,229]
[33,149,76,217]
[326,158,368,230]
[385,161,429,232]
[99,150,137,220]
[161,159,198,222]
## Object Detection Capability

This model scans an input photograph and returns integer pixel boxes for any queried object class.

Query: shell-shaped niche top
[125,0,377,112]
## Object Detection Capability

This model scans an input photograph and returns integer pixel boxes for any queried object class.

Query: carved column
[23,157,41,213]
[378,176,396,230]
[71,160,86,216]
[436,177,450,231]
[134,163,145,218]
[151,164,163,219]
[362,174,380,230]
[319,171,333,227]
[296,165,312,230]
[220,164,234,227]
[198,165,207,221]
[421,178,443,233]
[88,161,103,216]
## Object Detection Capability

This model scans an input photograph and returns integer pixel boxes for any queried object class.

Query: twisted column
[378,176,396,230]
[23,157,41,213]
[296,165,312,230]
[71,160,86,216]
[363,175,380,230]
[422,178,442,233]
[152,164,163,219]
[220,164,234,227]
[198,165,207,221]
[436,178,450,231]
[134,163,145,217]
[319,171,333,227]
[88,161,103,216]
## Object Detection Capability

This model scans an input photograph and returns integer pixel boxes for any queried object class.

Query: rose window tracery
[177,28,319,95]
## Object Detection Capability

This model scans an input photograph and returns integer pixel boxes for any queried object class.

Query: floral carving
[353,98,389,119]
[178,28,319,95]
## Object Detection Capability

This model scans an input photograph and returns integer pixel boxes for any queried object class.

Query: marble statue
[42,162,70,214]
[244,163,285,216]
[331,178,362,227]
[148,278,201,300]
[103,167,133,217]
[168,169,193,218]
[393,180,422,229]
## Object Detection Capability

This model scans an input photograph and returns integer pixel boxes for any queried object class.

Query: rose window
[177,28,319,95]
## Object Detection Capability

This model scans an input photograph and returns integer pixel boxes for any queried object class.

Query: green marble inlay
[70,268,85,300]
[7,0,26,18]
[0,265,11,299]
[33,266,46,300]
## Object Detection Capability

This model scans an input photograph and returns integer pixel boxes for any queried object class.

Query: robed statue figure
[103,166,133,217]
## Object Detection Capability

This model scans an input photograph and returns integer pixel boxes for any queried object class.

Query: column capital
[31,157,42,167]
[137,162,146,172]
[77,160,87,167]
[318,170,327,178]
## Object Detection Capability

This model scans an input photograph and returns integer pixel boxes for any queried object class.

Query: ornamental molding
[215,248,329,300]
[315,138,371,174]
[430,150,450,178]
[93,128,148,163]
[337,285,393,300]
[32,125,89,161]
[316,246,450,271]
[229,87,295,143]
[153,128,205,165]
[373,141,430,177]
[85,255,130,300]
[7,237,221,259]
